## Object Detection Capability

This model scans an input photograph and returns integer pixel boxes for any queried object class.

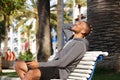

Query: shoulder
[73,38,89,48]
[72,38,86,46]
[82,38,89,50]
[83,38,89,45]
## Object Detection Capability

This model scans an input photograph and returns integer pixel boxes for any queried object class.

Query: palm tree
[0,0,26,70]
[0,20,5,72]
[56,0,64,50]
[75,0,87,21]
[87,0,120,71]
[0,0,26,53]
[15,0,39,53]
[50,3,72,27]
[50,0,73,52]
[0,20,5,46]
[37,0,51,61]
[66,0,87,22]
[50,12,57,27]
[55,0,87,50]
[19,20,36,51]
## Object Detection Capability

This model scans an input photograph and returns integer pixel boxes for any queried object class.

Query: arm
[39,42,86,68]
[63,24,74,41]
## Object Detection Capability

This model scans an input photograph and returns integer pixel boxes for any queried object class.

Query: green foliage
[0,0,26,15]
[76,0,87,6]
[50,8,72,27]
[0,0,26,43]
[65,0,74,8]
[50,12,57,27]
[64,11,72,23]
[93,68,120,80]
[18,49,35,61]
[21,38,26,43]
[0,72,18,77]
[66,0,87,7]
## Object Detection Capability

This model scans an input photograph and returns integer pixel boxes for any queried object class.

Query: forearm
[63,24,73,30]
[39,42,85,68]
[63,24,74,41]
[39,59,62,67]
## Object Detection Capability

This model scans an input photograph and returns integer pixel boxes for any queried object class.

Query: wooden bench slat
[82,57,97,61]
[69,73,90,78]
[84,53,100,57]
[86,51,102,54]
[79,61,95,65]
[73,69,92,74]
[76,64,94,69]
[68,76,87,80]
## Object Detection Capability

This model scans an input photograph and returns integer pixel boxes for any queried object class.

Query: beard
[71,27,78,33]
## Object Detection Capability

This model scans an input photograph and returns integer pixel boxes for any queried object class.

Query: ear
[81,30,86,35]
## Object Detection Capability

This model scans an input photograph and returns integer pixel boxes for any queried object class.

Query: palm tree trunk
[3,15,13,69]
[3,15,9,53]
[0,56,2,72]
[57,0,64,51]
[37,0,51,61]
[87,0,120,71]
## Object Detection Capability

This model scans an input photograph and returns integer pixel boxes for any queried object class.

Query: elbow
[58,62,67,68]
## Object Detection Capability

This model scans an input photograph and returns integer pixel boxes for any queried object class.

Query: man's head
[71,21,91,37]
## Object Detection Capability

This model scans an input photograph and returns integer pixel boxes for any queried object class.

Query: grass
[92,68,120,80]
[0,68,120,80]
[0,72,18,77]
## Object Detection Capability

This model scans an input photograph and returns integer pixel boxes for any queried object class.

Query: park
[0,0,120,80]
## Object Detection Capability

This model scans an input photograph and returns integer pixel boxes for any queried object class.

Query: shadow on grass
[92,68,120,80]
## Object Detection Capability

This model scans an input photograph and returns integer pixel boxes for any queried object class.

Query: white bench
[51,51,108,80]
[67,51,108,80]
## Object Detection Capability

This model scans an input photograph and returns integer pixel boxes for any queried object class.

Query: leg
[39,67,60,80]
[22,69,41,80]
[23,67,59,80]
[14,60,28,79]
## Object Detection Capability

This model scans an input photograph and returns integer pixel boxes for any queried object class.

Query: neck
[74,34,84,39]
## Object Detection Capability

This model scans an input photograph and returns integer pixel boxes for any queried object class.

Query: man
[15,21,91,80]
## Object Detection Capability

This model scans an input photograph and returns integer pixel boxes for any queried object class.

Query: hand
[26,61,39,69]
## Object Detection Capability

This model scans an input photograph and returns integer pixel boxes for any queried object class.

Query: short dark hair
[83,21,92,36]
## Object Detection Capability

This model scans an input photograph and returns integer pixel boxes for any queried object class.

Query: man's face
[71,22,85,33]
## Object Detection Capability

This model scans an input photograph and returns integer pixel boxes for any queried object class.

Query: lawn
[0,72,18,77]
[92,68,120,80]
[0,68,120,80]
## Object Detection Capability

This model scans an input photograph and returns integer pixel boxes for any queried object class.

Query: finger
[26,62,32,65]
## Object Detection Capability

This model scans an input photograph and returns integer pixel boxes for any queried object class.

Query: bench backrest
[67,51,108,80]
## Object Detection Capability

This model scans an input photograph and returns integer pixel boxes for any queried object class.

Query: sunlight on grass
[0,68,120,80]
[0,72,18,77]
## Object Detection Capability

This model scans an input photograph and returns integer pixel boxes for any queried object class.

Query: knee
[15,60,23,68]
[27,69,41,80]
[29,69,41,76]
[14,60,27,70]
[27,70,34,75]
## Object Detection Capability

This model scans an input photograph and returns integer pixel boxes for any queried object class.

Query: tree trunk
[37,0,52,62]
[2,15,12,69]
[57,0,64,51]
[0,56,2,72]
[3,15,9,53]
[87,0,120,71]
